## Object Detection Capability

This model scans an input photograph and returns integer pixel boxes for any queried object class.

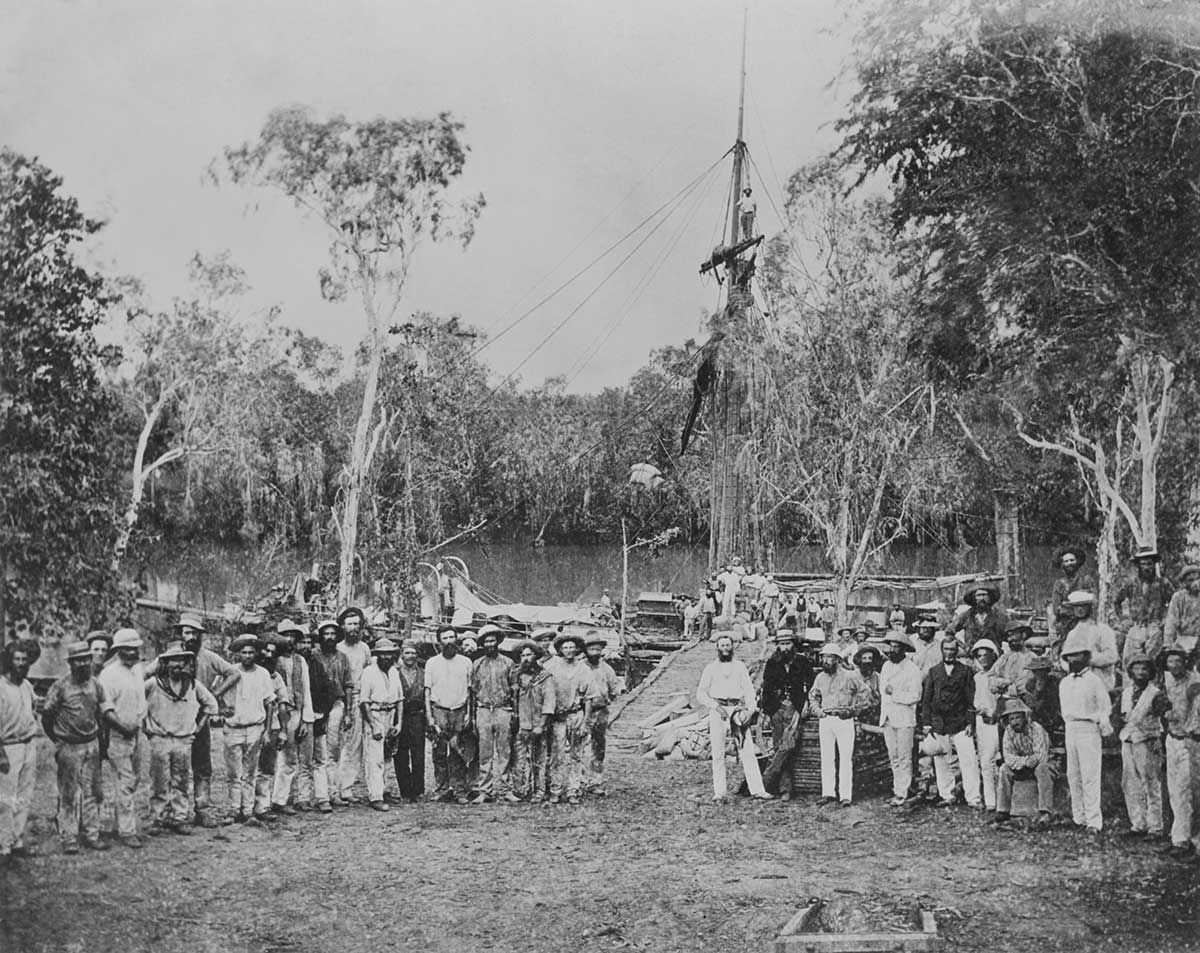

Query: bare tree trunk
[338,288,384,606]
[112,396,181,574]
[993,493,1024,605]
[1097,495,1120,620]
[1187,476,1200,564]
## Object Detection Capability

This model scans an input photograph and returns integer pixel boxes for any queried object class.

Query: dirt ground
[2,734,1198,953]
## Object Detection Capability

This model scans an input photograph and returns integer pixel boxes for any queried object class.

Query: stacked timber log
[788,721,893,797]
[636,693,718,761]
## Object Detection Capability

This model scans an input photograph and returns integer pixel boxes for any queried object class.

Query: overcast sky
[2,0,853,392]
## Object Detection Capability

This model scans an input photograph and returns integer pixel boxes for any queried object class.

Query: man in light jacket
[879,632,922,807]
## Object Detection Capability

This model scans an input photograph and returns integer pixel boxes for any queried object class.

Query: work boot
[82,837,110,852]
[988,812,1012,826]
[369,800,390,812]
[11,844,39,858]
[169,823,194,836]
[119,835,144,850]
[317,801,333,814]
[62,842,80,856]
[146,821,167,837]
[273,803,298,816]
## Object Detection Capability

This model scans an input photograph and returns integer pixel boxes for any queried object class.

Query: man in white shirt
[738,186,756,239]
[222,634,278,825]
[335,607,371,803]
[0,641,40,863]
[360,638,403,811]
[696,635,768,800]
[1062,591,1119,689]
[879,632,922,806]
[1058,629,1113,834]
[97,628,150,846]
[425,628,473,803]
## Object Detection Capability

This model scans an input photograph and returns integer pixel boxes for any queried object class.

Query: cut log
[635,693,692,730]
[643,708,707,739]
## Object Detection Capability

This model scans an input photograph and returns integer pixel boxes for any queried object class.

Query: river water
[139,540,1064,614]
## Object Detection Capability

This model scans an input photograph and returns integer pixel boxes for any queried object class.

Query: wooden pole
[620,518,629,647]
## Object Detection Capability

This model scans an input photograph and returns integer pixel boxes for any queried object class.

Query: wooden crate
[788,720,893,798]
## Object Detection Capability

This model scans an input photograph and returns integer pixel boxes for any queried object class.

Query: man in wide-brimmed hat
[1058,628,1113,835]
[1164,565,1200,660]
[512,640,555,802]
[469,625,516,804]
[424,628,473,803]
[1113,546,1173,666]
[41,641,113,854]
[1161,645,1200,858]
[991,699,1054,828]
[950,582,1008,652]
[580,633,621,798]
[268,619,313,817]
[174,613,239,828]
[392,639,426,804]
[1119,653,1169,841]
[313,619,353,806]
[543,632,590,804]
[222,635,277,825]
[144,641,219,836]
[698,634,770,801]
[361,638,402,811]
[1062,592,1119,690]
[971,639,1003,811]
[879,631,921,806]
[96,628,149,847]
[808,643,868,806]
[761,630,814,801]
[1017,654,1062,733]
[1050,546,1096,641]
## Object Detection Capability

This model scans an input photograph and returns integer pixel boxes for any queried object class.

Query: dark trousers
[393,708,426,799]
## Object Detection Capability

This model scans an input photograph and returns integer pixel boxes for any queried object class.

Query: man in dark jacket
[949,585,1008,652]
[919,638,982,808]
[760,631,814,800]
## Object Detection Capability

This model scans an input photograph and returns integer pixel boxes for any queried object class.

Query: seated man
[992,699,1054,828]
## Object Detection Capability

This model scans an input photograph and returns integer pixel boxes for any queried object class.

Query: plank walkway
[610,638,771,754]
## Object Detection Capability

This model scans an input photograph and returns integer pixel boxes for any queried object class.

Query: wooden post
[620,519,629,647]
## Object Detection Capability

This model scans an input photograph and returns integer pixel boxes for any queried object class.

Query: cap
[882,632,914,652]
[818,643,843,658]
[276,618,305,637]
[476,624,504,644]
[157,640,195,661]
[371,638,400,655]
[316,619,341,635]
[1180,565,1200,583]
[583,631,607,649]
[1060,629,1093,656]
[1001,699,1031,717]
[229,634,260,653]
[1125,653,1155,671]
[972,639,1000,657]
[84,629,111,646]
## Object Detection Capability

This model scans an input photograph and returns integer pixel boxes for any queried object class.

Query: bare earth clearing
[2,728,1198,953]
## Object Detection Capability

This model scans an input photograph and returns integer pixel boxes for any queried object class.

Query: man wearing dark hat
[144,641,219,836]
[425,628,473,803]
[950,584,1008,652]
[295,627,337,813]
[470,626,516,804]
[512,641,555,802]
[1050,547,1095,641]
[1161,645,1200,858]
[222,635,277,824]
[879,632,921,806]
[912,621,942,673]
[853,644,883,724]
[360,638,402,811]
[1112,547,1173,665]
[1164,565,1200,660]
[336,607,371,804]
[991,699,1053,828]
[41,641,113,853]
[175,614,239,828]
[1017,654,1062,733]
[314,619,354,805]
[580,633,621,797]
[269,620,313,816]
[393,639,427,803]
[1119,654,1169,841]
[760,631,814,801]
[543,632,590,804]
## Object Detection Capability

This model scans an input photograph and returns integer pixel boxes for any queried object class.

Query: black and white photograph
[2,1,1199,951]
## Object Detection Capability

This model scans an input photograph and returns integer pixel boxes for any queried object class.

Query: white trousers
[1122,739,1163,835]
[337,701,364,796]
[883,724,914,800]
[818,716,855,802]
[1165,735,1196,847]
[272,710,303,806]
[933,729,981,805]
[364,731,387,803]
[1065,720,1103,830]
[708,708,765,798]
[975,718,999,809]
[0,740,35,854]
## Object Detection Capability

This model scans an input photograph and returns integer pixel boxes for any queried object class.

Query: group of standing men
[691,545,1200,864]
[0,608,622,865]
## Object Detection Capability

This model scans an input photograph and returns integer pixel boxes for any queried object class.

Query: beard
[717,649,733,662]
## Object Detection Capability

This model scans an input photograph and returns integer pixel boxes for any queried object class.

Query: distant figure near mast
[738,186,756,240]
